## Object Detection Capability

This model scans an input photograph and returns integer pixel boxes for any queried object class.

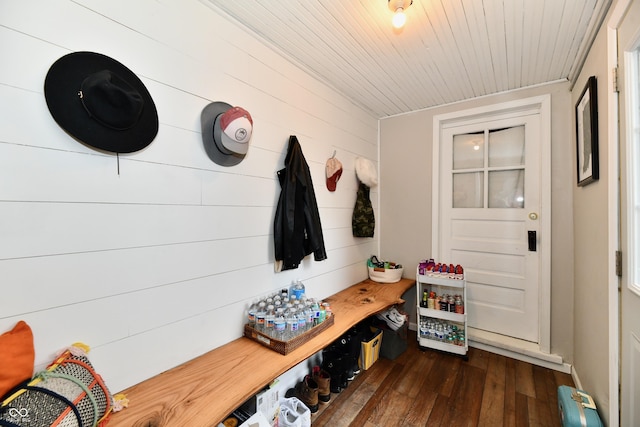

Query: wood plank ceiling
[202,0,612,118]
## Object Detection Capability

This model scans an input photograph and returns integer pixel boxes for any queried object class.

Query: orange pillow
[0,321,35,399]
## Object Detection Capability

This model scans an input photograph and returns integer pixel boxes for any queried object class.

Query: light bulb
[392,8,406,28]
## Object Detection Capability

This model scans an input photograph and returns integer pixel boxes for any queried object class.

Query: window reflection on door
[452,126,525,209]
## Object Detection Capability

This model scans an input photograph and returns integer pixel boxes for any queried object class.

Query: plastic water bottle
[286,308,299,339]
[247,300,258,326]
[297,309,307,333]
[256,302,266,332]
[265,304,275,336]
[290,279,306,300]
[274,308,286,340]
[318,304,326,324]
[311,300,321,325]
[305,304,315,329]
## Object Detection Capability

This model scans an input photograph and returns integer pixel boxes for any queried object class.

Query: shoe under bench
[107,277,415,427]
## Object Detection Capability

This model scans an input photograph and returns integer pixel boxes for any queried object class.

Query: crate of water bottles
[418,316,465,347]
[243,280,335,355]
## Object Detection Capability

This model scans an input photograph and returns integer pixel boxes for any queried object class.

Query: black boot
[321,349,348,393]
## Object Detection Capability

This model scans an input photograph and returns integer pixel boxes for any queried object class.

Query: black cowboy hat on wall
[44,51,159,153]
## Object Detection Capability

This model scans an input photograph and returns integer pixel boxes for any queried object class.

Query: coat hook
[331,150,336,158]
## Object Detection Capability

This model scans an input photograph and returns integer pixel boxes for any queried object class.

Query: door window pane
[488,170,525,208]
[489,126,525,167]
[453,172,484,208]
[453,132,484,170]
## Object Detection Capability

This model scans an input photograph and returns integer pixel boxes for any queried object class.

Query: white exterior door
[434,98,550,345]
[618,1,640,424]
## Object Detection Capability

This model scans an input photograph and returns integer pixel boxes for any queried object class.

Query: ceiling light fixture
[388,0,413,29]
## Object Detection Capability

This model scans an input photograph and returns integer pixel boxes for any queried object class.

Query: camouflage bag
[352,182,374,237]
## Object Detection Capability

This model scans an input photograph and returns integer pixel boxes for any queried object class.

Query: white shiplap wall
[0,0,379,393]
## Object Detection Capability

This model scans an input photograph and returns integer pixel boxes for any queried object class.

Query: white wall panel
[0,0,378,395]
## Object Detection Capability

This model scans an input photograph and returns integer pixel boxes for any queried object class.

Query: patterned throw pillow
[0,343,126,427]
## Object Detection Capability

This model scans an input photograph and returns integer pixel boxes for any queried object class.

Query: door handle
[528,230,537,252]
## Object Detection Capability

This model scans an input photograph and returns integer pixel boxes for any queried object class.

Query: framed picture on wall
[575,76,599,187]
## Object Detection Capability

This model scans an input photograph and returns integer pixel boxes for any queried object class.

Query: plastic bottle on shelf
[318,303,326,324]
[255,302,267,332]
[286,308,299,339]
[274,308,286,339]
[297,309,307,333]
[265,304,275,336]
[310,300,321,325]
[285,303,293,315]
[290,279,306,300]
[247,300,258,326]
[304,303,315,328]
[322,302,332,318]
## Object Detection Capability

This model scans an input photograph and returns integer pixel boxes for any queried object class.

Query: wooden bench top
[108,277,415,427]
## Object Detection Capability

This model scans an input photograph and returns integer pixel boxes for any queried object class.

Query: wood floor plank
[312,376,375,426]
[346,364,405,426]
[514,359,536,398]
[532,365,553,403]
[367,388,415,426]
[536,364,563,424]
[478,352,507,427]
[393,350,434,398]
[305,330,574,427]
[425,394,450,426]
[515,392,529,427]
[490,353,508,383]
[553,370,575,388]
[420,349,463,397]
[503,357,517,427]
[402,389,438,426]
[527,394,554,427]
[441,363,486,427]
[362,357,395,387]
[467,346,490,371]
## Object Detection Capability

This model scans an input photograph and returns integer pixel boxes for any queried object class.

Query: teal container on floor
[557,385,603,427]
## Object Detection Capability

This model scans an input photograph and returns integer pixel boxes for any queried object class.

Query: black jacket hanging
[274,135,327,271]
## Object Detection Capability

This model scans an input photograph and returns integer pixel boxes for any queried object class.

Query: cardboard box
[358,328,383,370]
[240,411,272,427]
[255,383,280,427]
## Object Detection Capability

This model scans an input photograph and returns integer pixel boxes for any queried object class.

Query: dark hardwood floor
[311,330,574,427]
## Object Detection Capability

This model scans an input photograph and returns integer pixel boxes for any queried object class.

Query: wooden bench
[108,278,415,427]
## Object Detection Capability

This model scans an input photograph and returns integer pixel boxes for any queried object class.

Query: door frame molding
[607,2,632,426]
[432,95,552,354]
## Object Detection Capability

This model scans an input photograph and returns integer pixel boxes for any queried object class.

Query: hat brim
[201,102,246,166]
[44,51,158,154]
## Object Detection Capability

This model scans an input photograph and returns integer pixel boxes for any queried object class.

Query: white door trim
[606,1,632,426]
[432,95,552,354]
